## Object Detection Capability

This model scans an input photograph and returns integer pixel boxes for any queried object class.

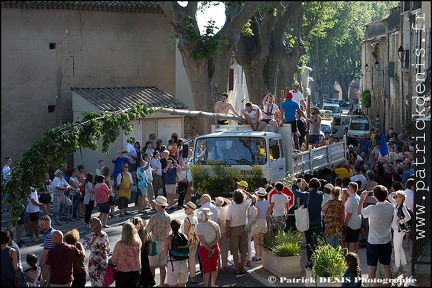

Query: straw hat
[201,207,213,216]
[152,196,169,207]
[256,187,267,197]
[183,201,197,211]
[54,169,62,175]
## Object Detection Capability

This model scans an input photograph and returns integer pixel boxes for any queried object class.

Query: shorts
[261,119,272,124]
[308,135,320,144]
[137,187,148,196]
[284,120,297,133]
[17,209,25,225]
[366,241,392,266]
[269,215,286,231]
[198,244,220,273]
[345,226,360,243]
[39,193,52,204]
[53,194,72,213]
[29,211,40,222]
[148,240,168,267]
[253,218,267,234]
[166,259,188,285]
[229,225,248,254]
[166,184,177,194]
[98,202,111,214]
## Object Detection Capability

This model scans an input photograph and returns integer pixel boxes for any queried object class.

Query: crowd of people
[1,79,419,286]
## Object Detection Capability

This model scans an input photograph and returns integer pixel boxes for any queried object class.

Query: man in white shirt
[242,102,262,131]
[51,169,73,225]
[350,164,367,191]
[289,81,307,111]
[226,189,252,274]
[151,151,162,198]
[126,136,138,177]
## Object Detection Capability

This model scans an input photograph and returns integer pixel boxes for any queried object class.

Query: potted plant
[261,228,303,278]
[307,238,347,287]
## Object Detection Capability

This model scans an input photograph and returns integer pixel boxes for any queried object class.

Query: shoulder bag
[147,233,158,256]
[103,263,116,286]
[294,192,310,232]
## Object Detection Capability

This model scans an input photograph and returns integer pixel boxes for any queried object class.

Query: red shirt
[46,243,83,285]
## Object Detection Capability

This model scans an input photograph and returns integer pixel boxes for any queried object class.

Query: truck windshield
[194,137,267,165]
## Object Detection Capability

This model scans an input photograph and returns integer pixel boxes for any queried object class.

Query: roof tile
[71,86,188,112]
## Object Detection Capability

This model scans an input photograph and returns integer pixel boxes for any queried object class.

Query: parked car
[346,116,370,146]
[322,103,341,124]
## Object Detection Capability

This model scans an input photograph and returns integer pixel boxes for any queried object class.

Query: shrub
[188,162,265,198]
[311,237,347,279]
[262,229,302,257]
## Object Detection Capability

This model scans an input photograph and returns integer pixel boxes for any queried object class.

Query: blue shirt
[112,156,130,178]
[280,99,300,122]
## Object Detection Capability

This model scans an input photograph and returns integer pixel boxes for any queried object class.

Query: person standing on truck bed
[279,91,306,151]
[307,107,322,146]
[214,92,241,128]
[242,102,262,131]
[290,81,307,111]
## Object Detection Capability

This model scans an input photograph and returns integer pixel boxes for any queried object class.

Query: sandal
[230,269,240,274]
[239,269,247,274]
[219,266,227,272]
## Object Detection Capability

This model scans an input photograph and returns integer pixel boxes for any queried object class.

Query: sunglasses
[131,218,139,225]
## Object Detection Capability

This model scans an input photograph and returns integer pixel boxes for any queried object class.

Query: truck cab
[192,124,346,182]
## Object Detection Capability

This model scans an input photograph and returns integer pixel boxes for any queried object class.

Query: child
[342,252,362,287]
[24,253,42,287]
[84,173,95,225]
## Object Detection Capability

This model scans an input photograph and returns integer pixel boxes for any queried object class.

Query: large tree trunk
[236,2,302,105]
[157,1,262,135]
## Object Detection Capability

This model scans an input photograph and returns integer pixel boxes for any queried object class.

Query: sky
[179,2,226,34]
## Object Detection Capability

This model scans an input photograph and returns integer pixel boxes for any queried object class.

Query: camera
[367,191,373,196]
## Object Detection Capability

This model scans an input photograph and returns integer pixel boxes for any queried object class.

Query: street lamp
[374,60,384,72]
[397,46,405,62]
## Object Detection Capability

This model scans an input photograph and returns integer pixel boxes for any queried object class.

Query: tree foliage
[2,103,158,227]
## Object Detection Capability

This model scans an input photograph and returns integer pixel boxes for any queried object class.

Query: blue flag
[379,126,388,159]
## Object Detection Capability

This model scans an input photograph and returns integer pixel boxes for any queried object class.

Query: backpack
[398,205,414,233]
[169,232,189,261]
[185,217,199,245]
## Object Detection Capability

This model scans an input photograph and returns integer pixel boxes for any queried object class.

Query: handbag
[104,263,116,286]
[15,269,30,287]
[147,234,157,256]
[294,192,310,232]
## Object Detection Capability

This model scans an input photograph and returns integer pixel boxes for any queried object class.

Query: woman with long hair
[132,217,155,287]
[110,222,142,287]
[101,166,115,218]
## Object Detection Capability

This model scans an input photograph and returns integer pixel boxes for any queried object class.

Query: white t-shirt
[181,214,198,234]
[242,104,261,125]
[27,190,40,213]
[289,89,305,106]
[126,142,137,163]
[262,103,280,120]
[350,174,367,191]
[271,193,288,217]
[144,161,154,181]
[226,198,252,227]
[345,193,362,229]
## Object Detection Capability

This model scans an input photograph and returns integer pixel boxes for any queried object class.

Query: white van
[346,116,370,146]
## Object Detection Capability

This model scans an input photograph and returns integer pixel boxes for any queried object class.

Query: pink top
[116,242,141,272]
[94,182,110,204]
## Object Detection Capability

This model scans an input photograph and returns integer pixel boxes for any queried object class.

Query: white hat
[256,187,267,197]
[293,81,300,86]
[324,183,334,190]
[152,196,168,207]
[215,197,224,207]
[348,144,354,148]
[201,207,213,216]
[54,169,62,175]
